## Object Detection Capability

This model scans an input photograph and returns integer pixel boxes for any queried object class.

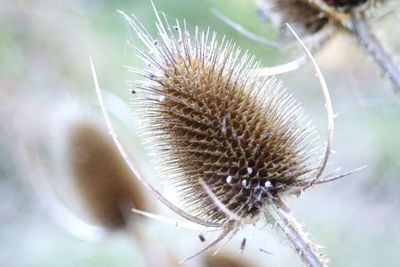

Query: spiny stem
[265,199,328,267]
[351,12,400,96]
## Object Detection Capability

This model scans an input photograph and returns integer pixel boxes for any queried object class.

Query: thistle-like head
[122,5,322,228]
[257,0,387,45]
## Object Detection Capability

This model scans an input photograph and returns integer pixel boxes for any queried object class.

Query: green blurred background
[1,0,400,266]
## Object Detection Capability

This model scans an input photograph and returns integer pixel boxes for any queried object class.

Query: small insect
[199,234,206,242]
[240,238,247,254]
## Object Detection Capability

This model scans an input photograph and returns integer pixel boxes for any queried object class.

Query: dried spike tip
[67,120,149,229]
[125,6,321,228]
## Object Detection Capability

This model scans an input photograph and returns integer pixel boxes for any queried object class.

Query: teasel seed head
[123,7,321,229]
[67,120,149,229]
[257,0,387,40]
[258,0,333,36]
[256,0,400,94]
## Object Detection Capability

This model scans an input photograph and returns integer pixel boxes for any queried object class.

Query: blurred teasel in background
[1,86,180,267]
[66,119,180,267]
[67,120,149,230]
[255,0,400,94]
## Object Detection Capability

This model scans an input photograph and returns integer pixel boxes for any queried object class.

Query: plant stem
[351,12,400,96]
[265,199,328,267]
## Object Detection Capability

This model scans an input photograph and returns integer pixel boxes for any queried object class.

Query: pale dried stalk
[265,199,328,267]
[351,12,400,95]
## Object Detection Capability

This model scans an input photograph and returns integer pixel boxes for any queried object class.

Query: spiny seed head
[257,0,386,39]
[125,10,320,225]
[259,0,333,36]
[68,121,149,229]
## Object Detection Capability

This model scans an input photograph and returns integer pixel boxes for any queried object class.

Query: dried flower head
[115,0,336,254]
[68,120,149,229]
[257,0,386,41]
[260,0,333,36]
[256,0,400,94]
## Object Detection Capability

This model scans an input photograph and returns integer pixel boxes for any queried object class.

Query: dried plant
[67,120,149,229]
[257,0,384,38]
[90,2,364,267]
[218,0,400,95]
[67,119,180,267]
[12,89,179,266]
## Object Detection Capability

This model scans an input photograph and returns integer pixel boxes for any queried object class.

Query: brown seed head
[126,10,320,227]
[257,0,386,39]
[261,0,333,36]
[67,121,149,229]
[202,252,259,267]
